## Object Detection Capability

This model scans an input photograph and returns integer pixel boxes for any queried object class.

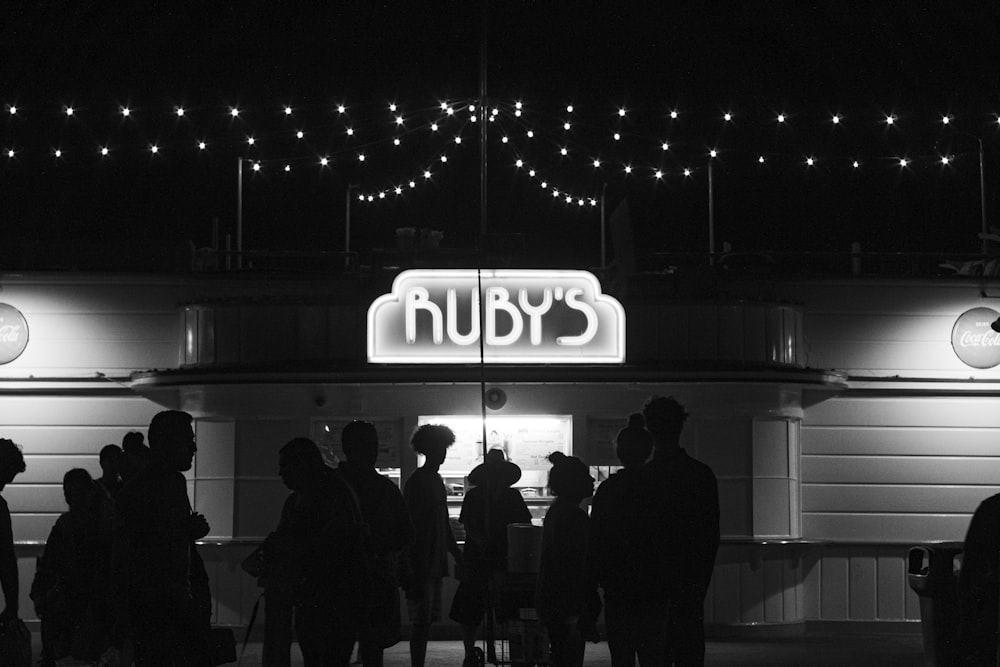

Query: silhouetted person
[0,439,26,632]
[96,444,123,500]
[119,431,150,483]
[271,437,369,667]
[959,492,1000,664]
[642,396,719,667]
[338,420,415,667]
[402,424,462,667]
[32,468,114,666]
[449,449,531,667]
[591,413,666,667]
[537,452,601,667]
[115,410,210,666]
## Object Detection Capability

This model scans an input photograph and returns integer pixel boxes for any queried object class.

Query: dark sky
[3,3,1000,267]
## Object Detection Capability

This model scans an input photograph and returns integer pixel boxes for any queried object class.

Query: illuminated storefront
[3,268,1000,635]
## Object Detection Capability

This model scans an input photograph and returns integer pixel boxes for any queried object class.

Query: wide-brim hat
[468,449,522,487]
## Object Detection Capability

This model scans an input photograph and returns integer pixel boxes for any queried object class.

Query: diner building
[1,257,999,635]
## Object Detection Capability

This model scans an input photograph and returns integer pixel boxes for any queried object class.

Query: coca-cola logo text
[952,307,1000,369]
[0,304,29,364]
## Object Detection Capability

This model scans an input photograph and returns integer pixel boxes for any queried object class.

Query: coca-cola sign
[0,304,28,365]
[952,307,1000,369]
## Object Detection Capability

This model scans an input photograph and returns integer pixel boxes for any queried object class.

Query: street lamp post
[943,132,989,254]
[345,184,359,271]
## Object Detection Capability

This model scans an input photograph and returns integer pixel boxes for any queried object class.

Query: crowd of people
[0,395,723,667]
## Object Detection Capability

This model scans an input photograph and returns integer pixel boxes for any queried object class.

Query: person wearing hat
[449,448,531,667]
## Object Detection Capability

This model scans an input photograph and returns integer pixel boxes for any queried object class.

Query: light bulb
[661,142,670,151]
[613,133,621,141]
[501,136,508,143]
[468,104,475,112]
[454,136,462,144]
[230,108,239,117]
[942,115,951,125]
[540,182,548,189]
[284,106,293,115]
[358,194,365,201]
[899,158,908,167]
[296,130,304,139]
[358,153,365,161]
[670,110,678,119]
[394,138,401,146]
[379,191,386,199]
[396,116,404,125]
[320,157,329,166]
[6,149,13,158]
[832,115,841,124]
[514,109,522,117]
[409,181,416,188]
[8,106,15,115]
[758,156,765,164]
[709,149,717,158]
[346,128,354,136]
[515,159,524,168]
[560,148,568,156]
[447,108,455,116]
[431,123,439,131]
[440,155,447,162]
[593,159,601,167]
[248,137,255,145]
[515,101,523,110]
[941,156,951,165]
[395,186,402,194]
[423,170,431,178]
[122,107,131,117]
[885,115,895,125]
[176,107,185,117]
[682,168,691,177]
[252,162,260,171]
[624,165,632,174]
[65,107,74,116]
[617,107,626,117]
[723,112,732,122]
[566,195,573,203]
[566,105,574,113]
[337,105,346,114]
[198,141,206,150]
[655,170,664,179]
[367,195,374,202]
[528,169,536,177]
[150,145,158,154]
[806,157,814,166]
[777,114,786,123]
[100,147,109,156]
[284,165,290,172]
[54,149,62,157]
[389,103,397,112]
[852,160,860,168]
[526,130,534,138]
[563,122,571,130]
[440,102,449,110]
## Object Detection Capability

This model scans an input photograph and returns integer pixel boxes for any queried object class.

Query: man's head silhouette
[148,410,196,472]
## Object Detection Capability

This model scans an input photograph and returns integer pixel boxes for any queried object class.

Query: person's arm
[0,500,19,620]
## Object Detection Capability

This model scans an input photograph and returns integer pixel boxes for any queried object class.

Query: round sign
[952,307,1000,369]
[0,304,28,365]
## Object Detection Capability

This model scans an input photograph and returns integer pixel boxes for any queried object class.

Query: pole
[979,139,988,255]
[236,158,243,270]
[708,158,715,264]
[600,182,608,276]
[345,184,357,271]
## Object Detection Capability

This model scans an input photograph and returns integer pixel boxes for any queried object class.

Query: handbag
[0,617,32,667]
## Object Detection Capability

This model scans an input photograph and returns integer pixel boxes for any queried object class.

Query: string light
[560,147,568,156]
[669,110,679,119]
[100,147,109,156]
[54,149,62,158]
[661,141,670,151]
[284,165,291,172]
[8,106,16,115]
[65,107,74,116]
[447,107,455,116]
[624,165,632,174]
[394,137,401,146]
[150,145,158,154]
[358,153,366,161]
[526,130,534,138]
[230,107,239,117]
[284,106,293,115]
[709,149,718,158]
[247,137,256,145]
[941,115,951,125]
[566,105,574,113]
[320,157,329,166]
[346,128,354,136]
[563,122,571,130]
[682,168,691,177]
[440,155,447,162]
[941,156,951,165]
[655,169,664,179]
[423,170,431,178]
[198,141,206,150]
[296,130,304,139]
[389,103,397,112]
[613,133,621,141]
[431,123,439,132]
[593,159,601,167]
[832,115,841,124]
[853,160,860,168]
[440,102,449,111]
[175,107,185,117]
[501,135,508,143]
[723,112,733,122]
[454,136,462,144]
[805,157,815,166]
[6,149,13,158]
[884,114,896,125]
[252,162,261,172]
[395,116,404,126]
[898,158,909,167]
[121,107,131,117]
[618,107,626,117]
[515,159,524,168]
[758,156,765,163]
[777,114,786,123]
[337,105,346,114]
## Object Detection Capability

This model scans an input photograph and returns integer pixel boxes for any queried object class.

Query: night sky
[3,3,1000,268]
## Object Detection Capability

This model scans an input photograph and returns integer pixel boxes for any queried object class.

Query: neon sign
[367,269,625,363]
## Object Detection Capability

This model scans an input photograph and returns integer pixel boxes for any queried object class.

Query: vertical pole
[600,182,608,277]
[979,139,988,255]
[345,185,354,271]
[708,159,715,265]
[236,158,243,270]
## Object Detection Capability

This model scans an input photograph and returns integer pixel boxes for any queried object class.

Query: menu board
[312,418,403,469]
[417,415,572,477]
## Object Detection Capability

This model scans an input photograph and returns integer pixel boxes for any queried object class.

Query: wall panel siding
[804,426,1000,456]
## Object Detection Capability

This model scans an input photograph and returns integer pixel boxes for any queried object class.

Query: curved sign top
[0,304,29,365]
[367,269,625,364]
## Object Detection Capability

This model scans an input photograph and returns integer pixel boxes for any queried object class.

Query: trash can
[907,542,963,667]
